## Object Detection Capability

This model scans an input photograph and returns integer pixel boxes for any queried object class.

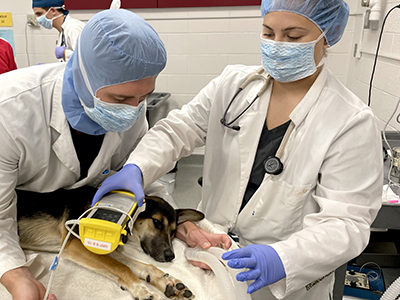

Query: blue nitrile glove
[55,46,66,59]
[91,164,145,207]
[222,244,286,294]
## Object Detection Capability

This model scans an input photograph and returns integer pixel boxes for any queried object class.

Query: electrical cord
[25,23,31,66]
[367,4,400,107]
[367,4,400,195]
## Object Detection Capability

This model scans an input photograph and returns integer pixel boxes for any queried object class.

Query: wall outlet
[27,14,39,27]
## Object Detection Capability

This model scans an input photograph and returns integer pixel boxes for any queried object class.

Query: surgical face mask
[76,33,146,132]
[260,32,326,83]
[36,8,63,30]
[83,98,145,132]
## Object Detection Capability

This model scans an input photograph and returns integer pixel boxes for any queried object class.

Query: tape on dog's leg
[43,256,59,300]
[49,256,59,270]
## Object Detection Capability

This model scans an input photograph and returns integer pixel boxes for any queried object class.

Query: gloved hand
[91,164,145,207]
[55,46,66,59]
[221,244,286,294]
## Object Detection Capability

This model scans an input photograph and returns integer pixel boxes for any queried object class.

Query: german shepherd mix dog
[16,186,204,300]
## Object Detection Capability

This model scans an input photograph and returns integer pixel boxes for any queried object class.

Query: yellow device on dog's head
[79,191,146,255]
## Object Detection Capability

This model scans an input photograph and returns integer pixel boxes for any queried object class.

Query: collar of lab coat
[50,71,81,176]
[50,72,124,182]
[289,65,328,127]
[242,65,327,126]
[239,65,327,134]
[61,14,70,30]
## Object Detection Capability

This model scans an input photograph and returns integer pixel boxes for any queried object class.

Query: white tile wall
[188,19,230,33]
[346,0,400,131]
[3,0,400,130]
[187,55,228,74]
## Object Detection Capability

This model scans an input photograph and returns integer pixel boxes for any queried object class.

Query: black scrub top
[69,125,105,180]
[240,120,291,212]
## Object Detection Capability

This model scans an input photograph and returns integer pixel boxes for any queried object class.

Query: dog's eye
[152,218,162,229]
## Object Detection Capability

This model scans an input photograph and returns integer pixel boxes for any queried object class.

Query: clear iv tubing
[184,246,251,300]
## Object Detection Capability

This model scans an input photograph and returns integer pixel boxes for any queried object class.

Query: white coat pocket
[235,177,312,246]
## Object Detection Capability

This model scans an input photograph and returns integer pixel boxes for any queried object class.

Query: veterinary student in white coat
[93,0,383,299]
[33,0,85,61]
[0,9,168,300]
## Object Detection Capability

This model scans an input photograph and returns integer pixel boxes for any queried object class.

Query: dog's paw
[153,273,195,300]
[164,281,194,300]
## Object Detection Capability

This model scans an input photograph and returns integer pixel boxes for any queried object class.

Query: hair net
[62,9,167,135]
[261,0,349,46]
[32,0,64,8]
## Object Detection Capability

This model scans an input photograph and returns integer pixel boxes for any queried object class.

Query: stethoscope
[220,67,295,175]
[220,67,269,131]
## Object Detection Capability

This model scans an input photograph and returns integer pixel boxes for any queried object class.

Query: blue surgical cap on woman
[62,9,167,135]
[261,0,349,46]
[32,0,64,8]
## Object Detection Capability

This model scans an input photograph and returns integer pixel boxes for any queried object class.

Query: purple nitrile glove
[222,244,286,294]
[92,164,145,207]
[55,46,66,59]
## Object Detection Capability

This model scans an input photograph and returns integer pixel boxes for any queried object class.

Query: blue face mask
[36,8,63,30]
[260,32,325,82]
[83,98,145,132]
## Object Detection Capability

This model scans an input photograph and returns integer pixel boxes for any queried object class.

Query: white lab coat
[56,14,85,61]
[0,63,171,279]
[127,64,383,299]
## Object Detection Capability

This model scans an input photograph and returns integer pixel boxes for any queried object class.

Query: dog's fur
[16,187,204,300]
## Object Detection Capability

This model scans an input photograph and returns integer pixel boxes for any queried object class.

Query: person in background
[92,0,383,299]
[32,0,84,61]
[0,38,17,74]
[0,9,168,300]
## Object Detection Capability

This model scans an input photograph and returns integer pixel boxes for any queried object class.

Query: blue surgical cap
[62,9,167,135]
[72,8,166,107]
[32,0,64,8]
[261,0,349,46]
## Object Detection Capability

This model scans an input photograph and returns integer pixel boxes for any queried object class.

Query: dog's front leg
[63,238,169,300]
[112,251,195,300]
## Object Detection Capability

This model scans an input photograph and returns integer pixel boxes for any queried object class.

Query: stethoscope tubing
[220,67,270,131]
[220,68,295,175]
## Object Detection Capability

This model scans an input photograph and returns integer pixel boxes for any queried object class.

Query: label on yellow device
[79,191,145,255]
[84,237,112,252]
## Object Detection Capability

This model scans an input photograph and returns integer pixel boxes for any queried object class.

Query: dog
[16,186,205,300]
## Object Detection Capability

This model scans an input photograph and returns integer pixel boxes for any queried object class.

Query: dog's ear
[175,209,204,225]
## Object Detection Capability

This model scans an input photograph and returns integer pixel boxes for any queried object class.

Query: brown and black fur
[16,186,204,300]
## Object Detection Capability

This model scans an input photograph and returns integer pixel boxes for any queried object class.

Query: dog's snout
[164,249,175,262]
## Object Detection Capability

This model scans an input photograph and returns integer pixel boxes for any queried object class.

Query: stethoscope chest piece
[264,156,283,175]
